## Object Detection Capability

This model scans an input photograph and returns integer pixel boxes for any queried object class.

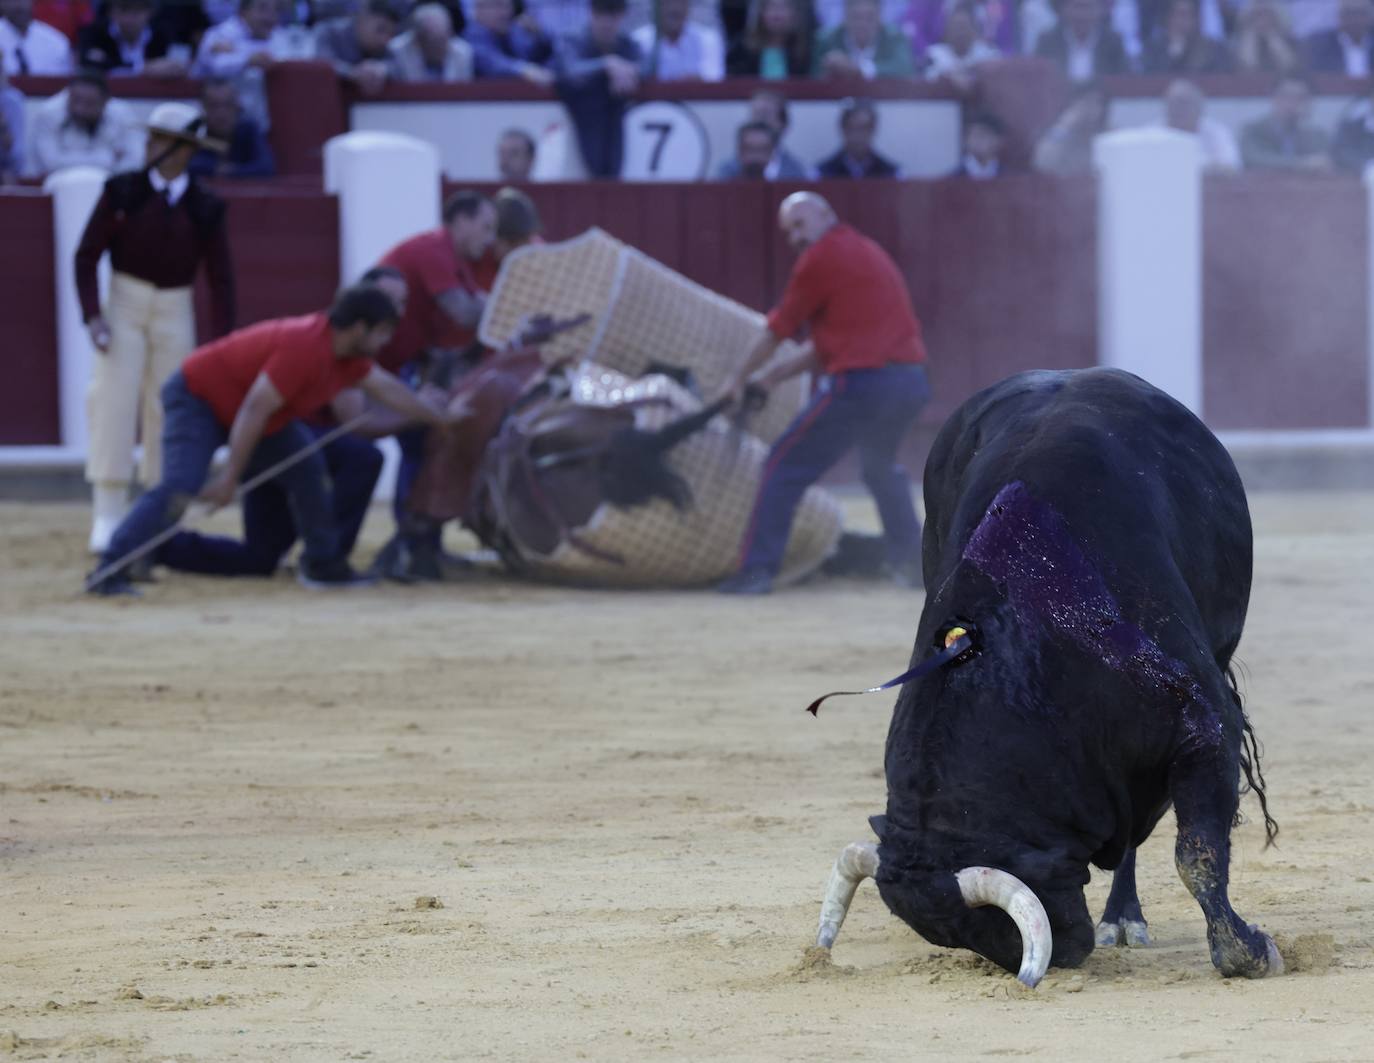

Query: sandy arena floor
[1,491,1372,1062]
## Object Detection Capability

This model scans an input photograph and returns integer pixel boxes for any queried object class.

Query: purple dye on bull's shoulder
[962,483,1221,743]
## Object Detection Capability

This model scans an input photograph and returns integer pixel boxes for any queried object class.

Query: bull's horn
[816,842,879,949]
[955,866,1053,988]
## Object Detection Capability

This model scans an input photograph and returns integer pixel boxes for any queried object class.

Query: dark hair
[494,187,541,242]
[839,97,877,129]
[360,264,406,285]
[500,127,536,156]
[71,69,110,95]
[750,88,789,131]
[363,0,400,20]
[591,0,627,13]
[240,0,273,10]
[111,0,154,10]
[329,284,400,329]
[443,188,492,223]
[201,75,237,96]
[737,119,780,146]
[744,0,813,71]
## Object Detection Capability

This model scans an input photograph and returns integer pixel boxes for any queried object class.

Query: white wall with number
[352,96,963,181]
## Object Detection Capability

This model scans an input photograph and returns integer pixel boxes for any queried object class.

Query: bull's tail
[1227,663,1279,848]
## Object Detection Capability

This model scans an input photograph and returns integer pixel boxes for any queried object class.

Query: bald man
[719,192,929,594]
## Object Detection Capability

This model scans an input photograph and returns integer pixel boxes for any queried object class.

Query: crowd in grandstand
[4,0,1374,182]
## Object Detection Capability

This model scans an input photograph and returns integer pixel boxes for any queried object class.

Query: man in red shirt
[719,191,931,594]
[88,285,466,596]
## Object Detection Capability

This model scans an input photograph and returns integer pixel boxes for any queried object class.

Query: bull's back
[922,369,1252,655]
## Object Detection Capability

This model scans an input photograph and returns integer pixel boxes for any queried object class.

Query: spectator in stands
[76,0,187,76]
[1142,0,1234,72]
[391,2,474,79]
[1240,76,1330,170]
[1332,79,1374,172]
[633,0,724,79]
[1234,0,1301,74]
[316,0,401,93]
[0,52,22,182]
[497,126,535,179]
[716,120,782,178]
[194,0,291,79]
[952,110,1004,177]
[1290,0,1342,40]
[1160,78,1239,170]
[0,0,74,74]
[899,0,1018,59]
[151,0,210,53]
[554,0,643,178]
[923,3,998,86]
[28,69,143,176]
[524,0,590,40]
[816,97,900,177]
[1033,0,1130,81]
[1032,79,1109,175]
[725,0,812,77]
[33,0,91,44]
[815,0,904,31]
[467,0,555,82]
[189,76,275,177]
[814,0,915,78]
[716,88,810,177]
[1305,0,1374,75]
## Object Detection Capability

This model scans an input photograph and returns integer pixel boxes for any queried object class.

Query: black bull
[820,368,1282,985]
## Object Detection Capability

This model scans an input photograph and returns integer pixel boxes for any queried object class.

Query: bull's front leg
[1170,756,1283,978]
[1095,847,1151,947]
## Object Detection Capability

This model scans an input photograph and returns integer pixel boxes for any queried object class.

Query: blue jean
[156,429,382,576]
[101,371,340,573]
[738,364,930,577]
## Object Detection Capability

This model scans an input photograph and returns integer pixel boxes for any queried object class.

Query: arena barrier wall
[0,172,1367,455]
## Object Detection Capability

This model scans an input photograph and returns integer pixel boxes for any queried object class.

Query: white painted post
[1094,128,1203,415]
[43,166,109,455]
[323,131,441,286]
[1364,163,1374,431]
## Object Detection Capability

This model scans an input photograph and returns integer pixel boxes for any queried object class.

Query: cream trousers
[85,272,197,486]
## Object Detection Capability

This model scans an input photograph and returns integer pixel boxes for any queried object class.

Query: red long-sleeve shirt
[766,223,926,373]
[74,171,236,338]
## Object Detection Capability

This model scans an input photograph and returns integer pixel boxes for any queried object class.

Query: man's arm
[200,371,283,508]
[358,365,468,426]
[753,340,819,389]
[74,185,117,350]
[435,286,486,329]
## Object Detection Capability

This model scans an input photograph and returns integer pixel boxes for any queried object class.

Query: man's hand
[520,62,555,87]
[604,54,640,96]
[821,50,860,78]
[87,316,112,353]
[354,60,389,95]
[441,394,472,426]
[144,56,188,77]
[199,471,238,511]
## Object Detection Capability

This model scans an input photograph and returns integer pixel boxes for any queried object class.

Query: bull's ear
[868,814,889,841]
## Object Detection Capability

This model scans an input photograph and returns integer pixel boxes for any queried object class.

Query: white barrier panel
[1094,127,1202,415]
[323,131,441,285]
[1366,162,1374,431]
[43,166,109,455]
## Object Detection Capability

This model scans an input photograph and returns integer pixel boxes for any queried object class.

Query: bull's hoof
[1095,918,1151,948]
[1212,925,1284,978]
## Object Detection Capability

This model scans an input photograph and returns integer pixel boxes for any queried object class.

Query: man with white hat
[74,99,236,552]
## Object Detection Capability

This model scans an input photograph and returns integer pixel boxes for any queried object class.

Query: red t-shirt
[378,228,480,372]
[182,313,373,436]
[766,224,926,374]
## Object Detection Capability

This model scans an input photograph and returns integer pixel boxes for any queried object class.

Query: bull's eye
[936,620,980,666]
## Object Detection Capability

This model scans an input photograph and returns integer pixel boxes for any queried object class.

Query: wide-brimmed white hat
[145,101,226,153]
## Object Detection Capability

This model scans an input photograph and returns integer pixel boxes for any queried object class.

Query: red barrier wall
[1203,174,1369,429]
[0,192,59,445]
[1,176,1366,449]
